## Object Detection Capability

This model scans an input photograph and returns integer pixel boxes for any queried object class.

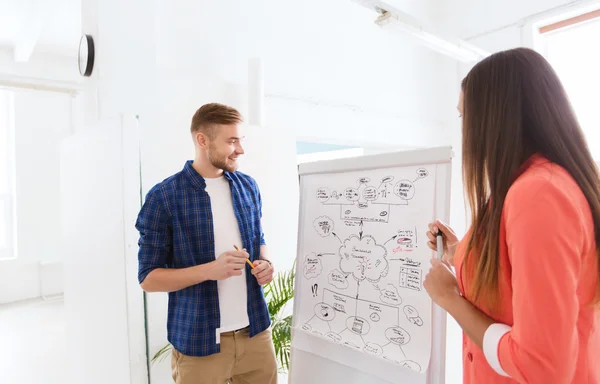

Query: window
[296,140,365,164]
[297,148,365,164]
[538,9,600,157]
[0,90,17,260]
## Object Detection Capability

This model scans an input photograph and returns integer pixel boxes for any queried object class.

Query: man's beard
[208,147,237,172]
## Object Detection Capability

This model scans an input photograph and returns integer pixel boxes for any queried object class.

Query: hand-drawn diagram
[375,283,402,306]
[297,164,436,374]
[340,234,388,282]
[303,253,323,279]
[404,305,424,327]
[302,288,415,365]
[314,216,334,237]
[387,228,419,254]
[399,267,422,291]
[328,269,349,290]
[316,168,430,223]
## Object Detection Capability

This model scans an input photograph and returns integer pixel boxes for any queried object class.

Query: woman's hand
[426,220,459,265]
[424,258,461,308]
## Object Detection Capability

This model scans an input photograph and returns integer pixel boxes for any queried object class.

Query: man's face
[205,124,245,172]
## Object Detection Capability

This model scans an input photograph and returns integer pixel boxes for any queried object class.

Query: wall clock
[78,34,95,77]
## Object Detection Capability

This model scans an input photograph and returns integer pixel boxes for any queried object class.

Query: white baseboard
[0,261,64,304]
[0,261,40,304]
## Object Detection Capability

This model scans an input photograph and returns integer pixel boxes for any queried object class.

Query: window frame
[539,8,600,35]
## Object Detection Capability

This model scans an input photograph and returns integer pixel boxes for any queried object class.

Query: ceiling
[435,0,577,38]
[0,0,580,61]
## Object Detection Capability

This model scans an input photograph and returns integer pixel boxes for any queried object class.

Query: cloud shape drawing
[328,269,349,289]
[303,253,322,279]
[380,283,402,306]
[313,216,334,237]
[339,235,388,282]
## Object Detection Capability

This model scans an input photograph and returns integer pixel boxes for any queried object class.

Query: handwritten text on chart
[399,267,422,291]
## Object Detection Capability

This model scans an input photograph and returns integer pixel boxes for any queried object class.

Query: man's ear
[195,132,208,149]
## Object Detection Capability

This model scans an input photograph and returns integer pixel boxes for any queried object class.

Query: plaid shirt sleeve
[135,187,173,283]
[257,186,267,246]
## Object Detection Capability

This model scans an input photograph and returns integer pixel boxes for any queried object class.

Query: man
[135,103,277,384]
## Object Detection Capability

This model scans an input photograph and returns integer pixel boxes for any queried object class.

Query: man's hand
[208,250,249,280]
[251,260,274,286]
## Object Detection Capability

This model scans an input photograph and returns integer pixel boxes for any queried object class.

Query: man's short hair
[190,103,243,138]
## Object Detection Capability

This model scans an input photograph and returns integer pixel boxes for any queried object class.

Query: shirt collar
[183,160,233,189]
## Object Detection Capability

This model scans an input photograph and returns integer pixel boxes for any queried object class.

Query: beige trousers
[171,328,278,384]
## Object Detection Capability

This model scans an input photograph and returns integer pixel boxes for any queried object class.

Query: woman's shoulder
[506,157,584,211]
[504,157,593,242]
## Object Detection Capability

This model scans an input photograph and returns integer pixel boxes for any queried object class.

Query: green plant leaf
[151,342,172,364]
[265,263,296,318]
[271,314,293,372]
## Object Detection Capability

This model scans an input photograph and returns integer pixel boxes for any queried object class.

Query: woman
[424,47,600,384]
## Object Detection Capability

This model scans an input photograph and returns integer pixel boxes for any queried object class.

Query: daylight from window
[542,16,600,158]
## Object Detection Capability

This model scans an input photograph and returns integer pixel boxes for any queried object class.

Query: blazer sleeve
[488,177,583,383]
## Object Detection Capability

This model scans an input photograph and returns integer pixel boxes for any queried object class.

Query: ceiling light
[375,11,490,63]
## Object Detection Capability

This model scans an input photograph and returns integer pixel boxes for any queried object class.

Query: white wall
[0,89,72,304]
[152,0,450,152]
[60,117,144,384]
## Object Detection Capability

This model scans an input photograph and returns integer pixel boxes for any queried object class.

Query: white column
[248,57,264,126]
[63,1,158,384]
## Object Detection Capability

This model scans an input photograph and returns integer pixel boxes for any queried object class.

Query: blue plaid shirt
[135,160,271,357]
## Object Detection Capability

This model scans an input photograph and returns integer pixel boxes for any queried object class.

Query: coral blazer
[454,155,600,384]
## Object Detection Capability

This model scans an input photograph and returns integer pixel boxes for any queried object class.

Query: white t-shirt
[204,176,250,333]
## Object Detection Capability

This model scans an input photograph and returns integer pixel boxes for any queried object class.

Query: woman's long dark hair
[461,47,600,310]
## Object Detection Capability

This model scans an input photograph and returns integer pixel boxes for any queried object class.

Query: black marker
[436,230,444,259]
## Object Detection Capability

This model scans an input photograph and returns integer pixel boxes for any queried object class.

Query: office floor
[0,298,290,384]
[0,297,65,384]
